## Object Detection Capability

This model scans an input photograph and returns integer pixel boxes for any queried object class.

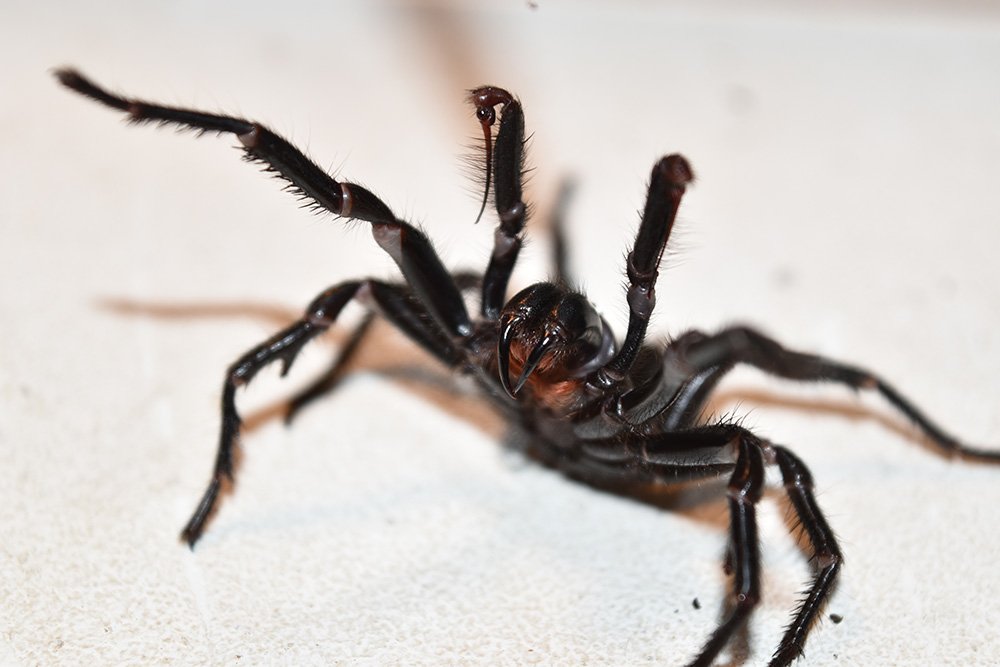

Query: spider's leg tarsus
[872,378,1000,462]
[53,68,130,111]
[181,478,221,549]
[179,281,362,547]
[667,325,1000,460]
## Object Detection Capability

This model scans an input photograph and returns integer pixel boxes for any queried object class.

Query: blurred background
[3,2,1000,665]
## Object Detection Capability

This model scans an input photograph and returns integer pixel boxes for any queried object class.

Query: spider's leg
[597,155,694,384]
[686,433,766,667]
[284,311,376,425]
[664,325,1000,461]
[568,425,766,667]
[54,69,472,340]
[181,279,460,548]
[468,87,528,319]
[572,425,839,666]
[284,270,482,423]
[768,446,842,667]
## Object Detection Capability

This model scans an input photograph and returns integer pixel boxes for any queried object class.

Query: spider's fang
[498,319,517,396]
[512,334,557,395]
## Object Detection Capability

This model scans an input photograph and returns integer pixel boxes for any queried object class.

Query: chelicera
[55,69,999,666]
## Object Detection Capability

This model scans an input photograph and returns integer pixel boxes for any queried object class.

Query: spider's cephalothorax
[496,282,616,411]
[56,69,999,667]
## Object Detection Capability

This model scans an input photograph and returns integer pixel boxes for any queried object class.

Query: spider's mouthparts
[512,335,558,395]
[498,321,558,398]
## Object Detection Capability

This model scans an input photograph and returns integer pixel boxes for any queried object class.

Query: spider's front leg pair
[53,71,533,545]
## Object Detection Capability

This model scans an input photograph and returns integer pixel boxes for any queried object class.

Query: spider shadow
[99,297,299,329]
[102,297,911,664]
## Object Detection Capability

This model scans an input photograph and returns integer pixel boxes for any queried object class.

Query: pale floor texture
[3,2,1000,666]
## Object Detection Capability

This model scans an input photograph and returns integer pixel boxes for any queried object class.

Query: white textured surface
[3,2,1000,666]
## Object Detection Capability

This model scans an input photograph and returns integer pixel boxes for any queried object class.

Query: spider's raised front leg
[54,68,472,341]
[569,424,841,667]
[661,325,1000,461]
[596,154,694,385]
[181,279,461,547]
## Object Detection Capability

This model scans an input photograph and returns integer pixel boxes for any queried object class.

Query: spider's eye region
[554,294,604,350]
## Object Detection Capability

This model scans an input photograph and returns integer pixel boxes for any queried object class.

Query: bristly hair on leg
[459,136,496,222]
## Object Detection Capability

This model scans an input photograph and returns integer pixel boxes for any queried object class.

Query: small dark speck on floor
[829,613,843,624]
[692,597,701,609]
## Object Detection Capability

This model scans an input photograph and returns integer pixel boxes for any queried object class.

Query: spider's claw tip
[511,334,556,395]
[499,330,558,399]
[511,367,531,395]
[180,529,199,550]
[498,319,518,398]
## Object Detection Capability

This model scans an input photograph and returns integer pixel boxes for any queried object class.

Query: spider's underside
[55,69,1000,667]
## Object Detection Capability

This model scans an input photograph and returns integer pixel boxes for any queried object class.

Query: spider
[55,68,999,667]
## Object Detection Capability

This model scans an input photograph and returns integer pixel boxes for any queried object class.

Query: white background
[3,2,1000,665]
